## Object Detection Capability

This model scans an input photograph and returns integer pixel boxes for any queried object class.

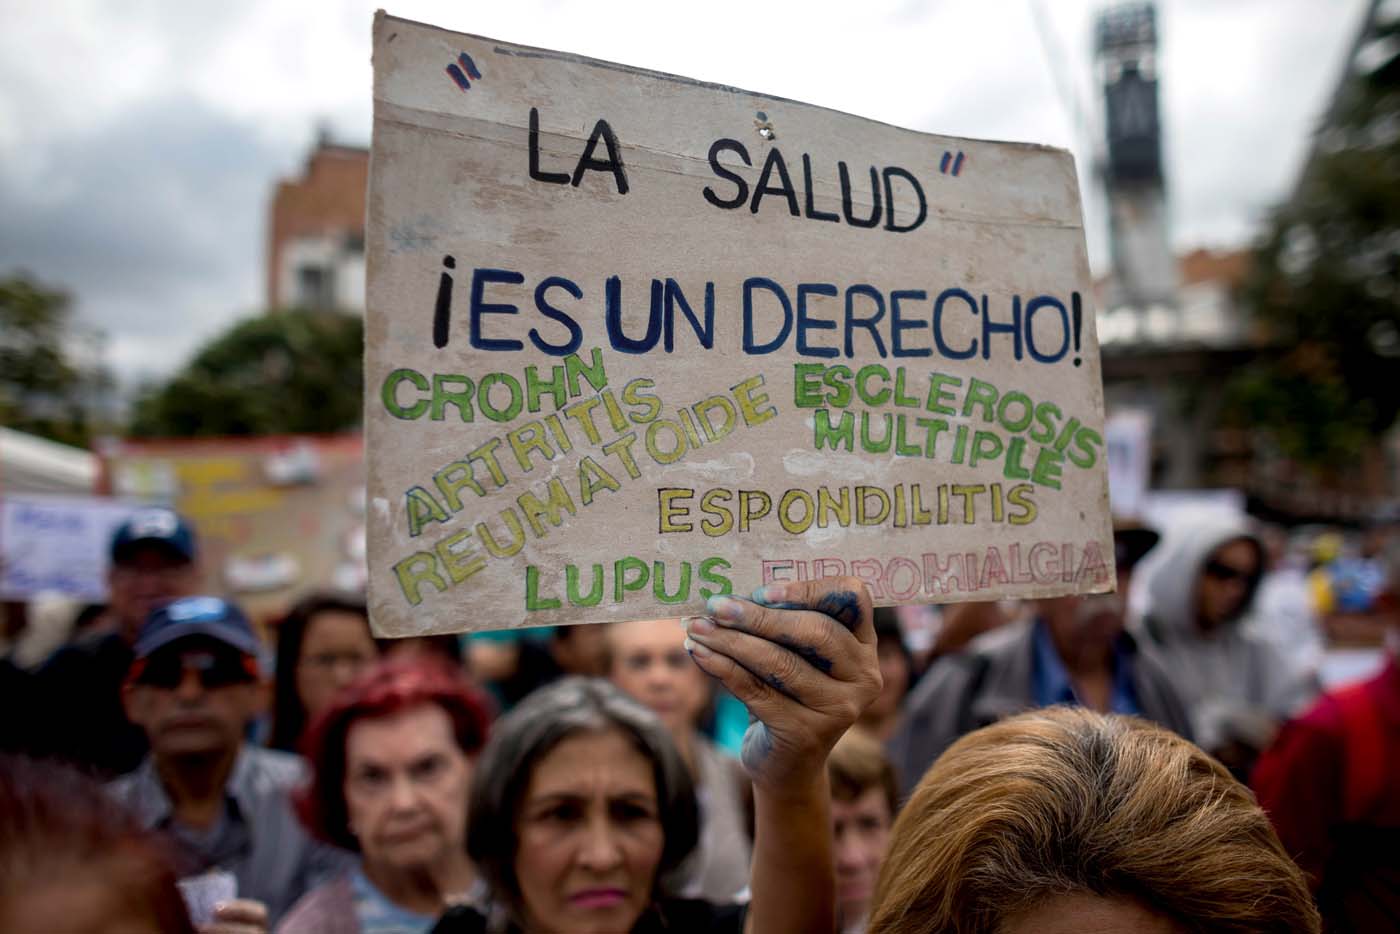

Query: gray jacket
[109,746,352,924]
[888,618,1194,795]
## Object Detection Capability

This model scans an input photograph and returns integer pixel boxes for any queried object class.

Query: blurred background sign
[1104,408,1152,519]
[99,434,366,620]
[0,494,139,600]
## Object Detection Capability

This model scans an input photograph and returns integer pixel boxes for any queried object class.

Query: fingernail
[752,583,788,605]
[684,636,711,658]
[706,594,743,624]
[684,615,716,636]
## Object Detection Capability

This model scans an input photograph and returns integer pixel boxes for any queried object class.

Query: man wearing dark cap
[889,524,1192,793]
[104,507,202,639]
[30,507,202,776]
[111,596,349,925]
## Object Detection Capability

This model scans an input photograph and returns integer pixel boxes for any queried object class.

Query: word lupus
[524,557,733,612]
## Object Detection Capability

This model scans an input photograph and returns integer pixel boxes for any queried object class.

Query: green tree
[1230,15,1400,467]
[0,273,111,447]
[129,309,363,437]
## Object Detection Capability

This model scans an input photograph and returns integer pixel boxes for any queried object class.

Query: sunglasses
[1203,559,1256,584]
[130,650,257,690]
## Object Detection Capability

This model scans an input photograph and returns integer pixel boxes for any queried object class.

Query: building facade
[266,135,368,312]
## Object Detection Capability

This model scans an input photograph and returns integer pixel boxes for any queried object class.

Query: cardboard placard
[366,12,1113,635]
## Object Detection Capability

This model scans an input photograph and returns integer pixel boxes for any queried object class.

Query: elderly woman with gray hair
[432,577,883,934]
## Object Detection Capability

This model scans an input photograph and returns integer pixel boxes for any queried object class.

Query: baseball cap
[134,596,262,661]
[111,508,197,564]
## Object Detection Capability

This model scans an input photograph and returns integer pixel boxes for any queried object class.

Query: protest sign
[101,435,366,620]
[366,12,1113,635]
[0,495,141,600]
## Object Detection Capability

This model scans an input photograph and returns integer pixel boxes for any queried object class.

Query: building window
[296,265,335,309]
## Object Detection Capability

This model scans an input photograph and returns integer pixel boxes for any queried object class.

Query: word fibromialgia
[759,540,1112,603]
[794,364,1103,490]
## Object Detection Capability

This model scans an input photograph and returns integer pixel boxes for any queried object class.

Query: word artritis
[388,351,782,609]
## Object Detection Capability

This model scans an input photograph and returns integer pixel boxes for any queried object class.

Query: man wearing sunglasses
[1134,515,1319,780]
[110,596,350,928]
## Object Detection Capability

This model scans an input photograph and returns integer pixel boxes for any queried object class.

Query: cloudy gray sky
[0,0,1367,383]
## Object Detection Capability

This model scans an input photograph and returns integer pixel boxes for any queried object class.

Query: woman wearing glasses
[269,592,382,754]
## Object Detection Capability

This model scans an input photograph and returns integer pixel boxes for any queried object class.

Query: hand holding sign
[683,576,881,790]
[680,576,880,934]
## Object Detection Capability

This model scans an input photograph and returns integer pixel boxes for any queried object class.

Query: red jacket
[1252,657,1400,932]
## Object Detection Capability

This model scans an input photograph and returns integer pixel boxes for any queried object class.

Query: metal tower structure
[1096,3,1178,314]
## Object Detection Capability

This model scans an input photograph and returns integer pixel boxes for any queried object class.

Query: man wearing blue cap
[111,595,350,926]
[104,506,202,638]
[32,507,202,776]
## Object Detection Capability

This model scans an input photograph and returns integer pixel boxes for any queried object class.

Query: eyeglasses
[1203,559,1256,584]
[130,650,257,690]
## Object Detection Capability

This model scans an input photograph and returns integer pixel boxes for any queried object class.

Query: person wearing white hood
[1134,514,1319,778]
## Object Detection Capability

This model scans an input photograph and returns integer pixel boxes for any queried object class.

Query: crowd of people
[0,504,1397,932]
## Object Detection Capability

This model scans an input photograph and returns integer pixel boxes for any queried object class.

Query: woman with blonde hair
[869,706,1319,934]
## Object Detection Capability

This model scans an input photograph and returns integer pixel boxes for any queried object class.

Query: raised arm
[683,577,882,934]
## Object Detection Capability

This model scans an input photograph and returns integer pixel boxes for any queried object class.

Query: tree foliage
[129,309,363,438]
[1231,18,1400,467]
[0,273,110,447]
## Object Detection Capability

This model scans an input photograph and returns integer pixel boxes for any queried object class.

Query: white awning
[0,427,98,495]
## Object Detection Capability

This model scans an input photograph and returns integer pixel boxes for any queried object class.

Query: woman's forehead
[525,729,657,798]
[607,618,686,653]
[346,703,457,760]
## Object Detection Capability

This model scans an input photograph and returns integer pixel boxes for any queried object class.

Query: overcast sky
[0,0,1367,383]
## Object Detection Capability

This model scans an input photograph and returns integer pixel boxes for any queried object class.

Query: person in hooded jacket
[1133,514,1319,780]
